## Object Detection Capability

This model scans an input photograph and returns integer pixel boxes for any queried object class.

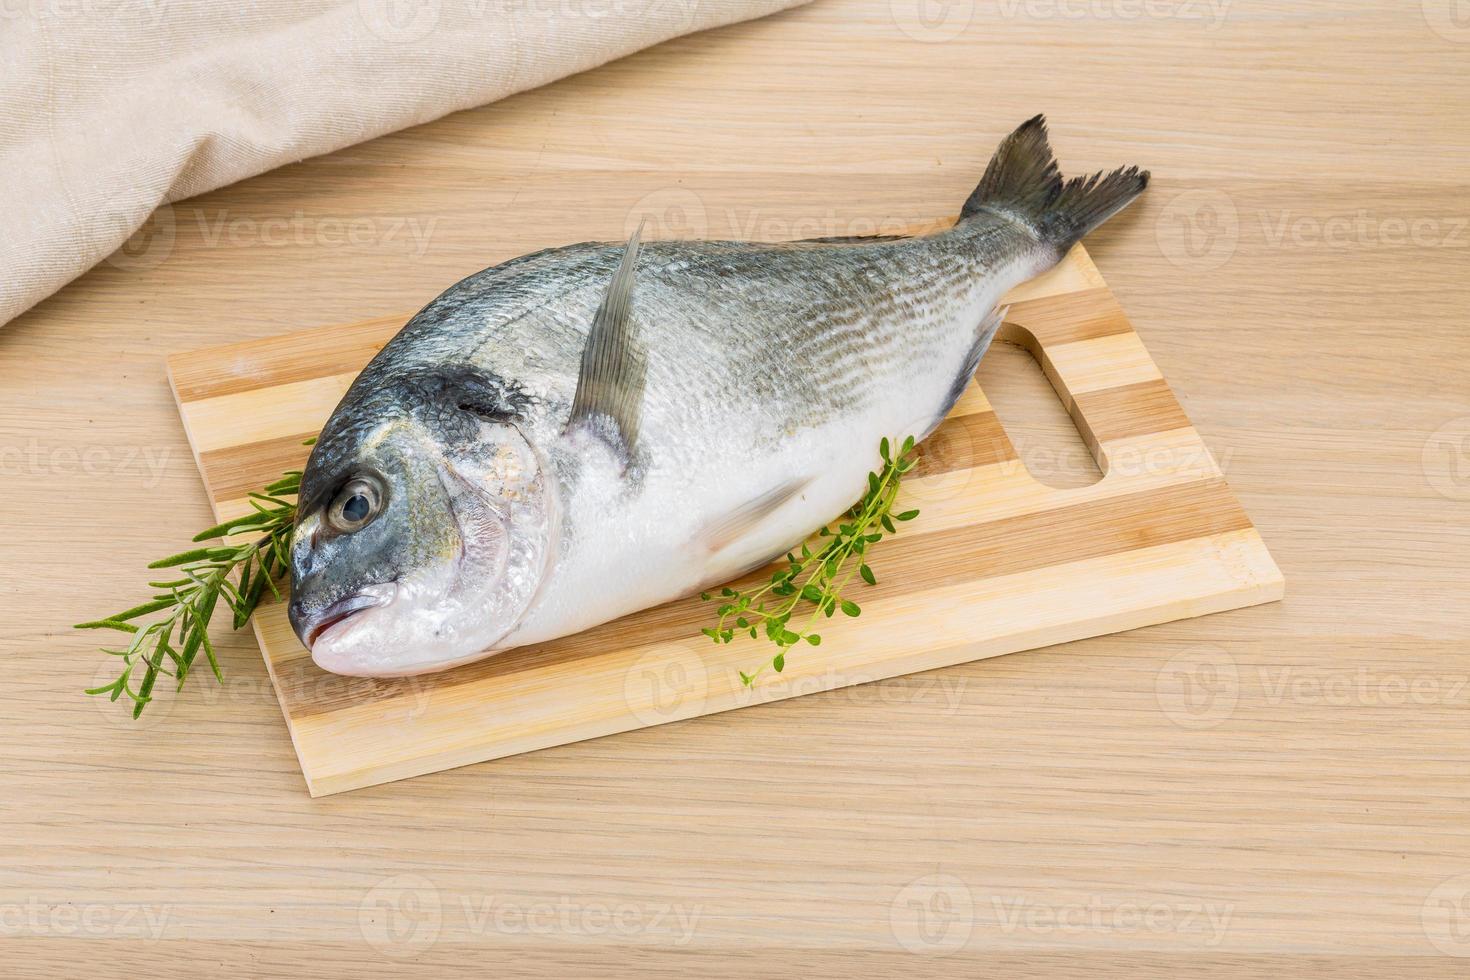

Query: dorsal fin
[566,224,646,461]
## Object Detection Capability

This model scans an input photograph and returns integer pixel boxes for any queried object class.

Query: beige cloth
[0,0,807,328]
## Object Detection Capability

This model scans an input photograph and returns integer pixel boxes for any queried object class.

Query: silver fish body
[288,116,1148,675]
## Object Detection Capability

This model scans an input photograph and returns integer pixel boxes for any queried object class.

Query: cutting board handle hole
[978,323,1104,489]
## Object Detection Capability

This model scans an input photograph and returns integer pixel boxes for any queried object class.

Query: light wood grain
[2,1,1468,975]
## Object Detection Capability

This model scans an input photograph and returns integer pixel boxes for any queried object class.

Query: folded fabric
[0,0,808,328]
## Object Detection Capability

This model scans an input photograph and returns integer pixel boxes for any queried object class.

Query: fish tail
[960,115,1149,253]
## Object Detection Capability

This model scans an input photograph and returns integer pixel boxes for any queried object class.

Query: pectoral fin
[567,224,646,462]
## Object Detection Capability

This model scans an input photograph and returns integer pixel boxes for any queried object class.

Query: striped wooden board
[168,244,1282,796]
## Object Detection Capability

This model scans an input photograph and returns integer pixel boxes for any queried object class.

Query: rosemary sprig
[701,435,920,686]
[77,446,312,718]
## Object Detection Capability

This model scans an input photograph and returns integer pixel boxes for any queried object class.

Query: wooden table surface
[3,1,1467,975]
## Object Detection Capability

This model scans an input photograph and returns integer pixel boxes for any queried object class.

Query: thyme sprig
[78,431,920,716]
[701,435,920,686]
[77,450,311,718]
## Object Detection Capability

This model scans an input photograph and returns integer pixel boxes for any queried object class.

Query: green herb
[76,441,313,718]
[701,435,921,686]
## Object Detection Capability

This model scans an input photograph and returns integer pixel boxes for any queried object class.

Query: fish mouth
[302,591,389,649]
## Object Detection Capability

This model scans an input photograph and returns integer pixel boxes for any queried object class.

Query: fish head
[288,372,555,676]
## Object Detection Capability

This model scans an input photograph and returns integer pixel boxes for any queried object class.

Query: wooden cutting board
[168,243,1282,796]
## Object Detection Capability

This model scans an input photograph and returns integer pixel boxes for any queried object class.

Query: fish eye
[327,476,384,533]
